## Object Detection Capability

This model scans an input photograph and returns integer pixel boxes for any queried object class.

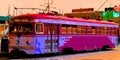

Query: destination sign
[14,19,32,22]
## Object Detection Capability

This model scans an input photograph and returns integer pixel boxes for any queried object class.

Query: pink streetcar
[9,13,118,55]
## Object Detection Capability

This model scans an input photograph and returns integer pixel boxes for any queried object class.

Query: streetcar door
[46,24,59,53]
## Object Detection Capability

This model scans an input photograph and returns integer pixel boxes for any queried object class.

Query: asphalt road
[7,46,120,60]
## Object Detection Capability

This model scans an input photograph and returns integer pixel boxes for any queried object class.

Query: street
[9,46,120,60]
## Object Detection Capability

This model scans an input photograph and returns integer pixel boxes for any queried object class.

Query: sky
[0,0,120,16]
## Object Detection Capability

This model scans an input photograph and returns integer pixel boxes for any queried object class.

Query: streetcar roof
[12,13,117,25]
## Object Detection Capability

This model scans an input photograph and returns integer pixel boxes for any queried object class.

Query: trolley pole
[44,0,55,13]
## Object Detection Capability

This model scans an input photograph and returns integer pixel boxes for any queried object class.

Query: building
[64,8,102,20]
[0,16,11,23]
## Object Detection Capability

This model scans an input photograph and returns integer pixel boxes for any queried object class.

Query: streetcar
[9,13,118,55]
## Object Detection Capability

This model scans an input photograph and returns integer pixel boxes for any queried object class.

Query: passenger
[19,26,24,32]
[13,26,17,32]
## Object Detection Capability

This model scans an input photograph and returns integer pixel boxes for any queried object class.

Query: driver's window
[35,23,44,34]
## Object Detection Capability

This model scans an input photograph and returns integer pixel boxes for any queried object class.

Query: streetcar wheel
[62,48,74,54]
[10,49,27,58]
[102,45,110,51]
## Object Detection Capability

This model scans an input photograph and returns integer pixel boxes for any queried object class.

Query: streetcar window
[111,30,115,35]
[104,27,107,35]
[111,27,116,35]
[72,25,77,34]
[67,25,72,34]
[101,27,104,35]
[77,26,82,34]
[62,24,67,34]
[36,23,44,34]
[10,24,34,34]
[107,27,111,35]
[101,27,107,35]
[97,27,101,35]
[81,26,86,34]
[91,26,96,34]
[87,26,92,34]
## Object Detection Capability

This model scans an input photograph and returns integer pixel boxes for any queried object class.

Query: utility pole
[47,0,50,13]
[41,0,56,13]
[45,0,53,13]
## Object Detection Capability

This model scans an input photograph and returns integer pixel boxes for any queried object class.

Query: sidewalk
[0,52,8,57]
[0,57,8,60]
[0,52,9,60]
[69,46,120,60]
[113,46,120,50]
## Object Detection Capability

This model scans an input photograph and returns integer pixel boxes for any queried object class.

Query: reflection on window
[36,23,44,34]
